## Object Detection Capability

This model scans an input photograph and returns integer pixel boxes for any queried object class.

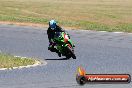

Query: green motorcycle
[52,32,76,59]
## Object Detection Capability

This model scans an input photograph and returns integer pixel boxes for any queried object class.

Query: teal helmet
[49,20,57,30]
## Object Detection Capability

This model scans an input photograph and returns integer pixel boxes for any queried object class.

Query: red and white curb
[0,56,47,70]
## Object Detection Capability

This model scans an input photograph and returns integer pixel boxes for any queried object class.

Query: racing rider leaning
[47,20,71,57]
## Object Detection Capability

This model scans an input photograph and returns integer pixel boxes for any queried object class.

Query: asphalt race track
[0,24,132,88]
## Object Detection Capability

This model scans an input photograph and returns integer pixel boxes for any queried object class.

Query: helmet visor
[50,24,56,30]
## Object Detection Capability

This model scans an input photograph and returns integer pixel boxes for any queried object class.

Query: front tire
[66,46,76,59]
[66,55,71,59]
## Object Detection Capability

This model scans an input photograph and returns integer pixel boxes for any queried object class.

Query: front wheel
[66,46,76,59]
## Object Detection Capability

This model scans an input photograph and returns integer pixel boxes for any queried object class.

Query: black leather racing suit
[47,25,65,54]
[47,25,65,43]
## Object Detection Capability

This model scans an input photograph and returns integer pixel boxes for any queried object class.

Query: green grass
[0,0,132,32]
[0,53,36,68]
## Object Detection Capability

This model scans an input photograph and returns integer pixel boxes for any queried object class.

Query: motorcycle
[52,32,76,59]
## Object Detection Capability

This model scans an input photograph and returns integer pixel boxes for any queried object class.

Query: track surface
[0,24,132,88]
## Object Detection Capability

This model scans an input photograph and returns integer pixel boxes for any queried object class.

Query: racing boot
[58,52,61,57]
[48,42,61,57]
[56,50,61,57]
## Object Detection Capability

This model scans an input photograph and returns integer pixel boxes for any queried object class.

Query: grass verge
[0,53,36,69]
[0,0,132,32]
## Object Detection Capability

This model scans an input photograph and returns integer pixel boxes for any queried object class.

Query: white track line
[76,29,132,35]
[112,32,124,34]
[99,31,107,33]
[98,31,124,34]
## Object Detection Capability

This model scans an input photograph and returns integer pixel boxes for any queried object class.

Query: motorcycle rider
[47,20,70,57]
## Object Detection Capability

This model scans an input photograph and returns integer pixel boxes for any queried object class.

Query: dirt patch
[0,21,78,30]
[0,21,48,28]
